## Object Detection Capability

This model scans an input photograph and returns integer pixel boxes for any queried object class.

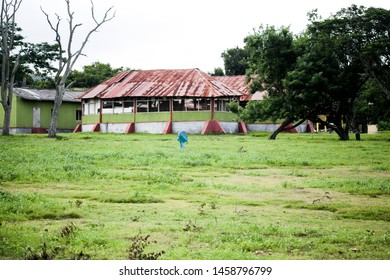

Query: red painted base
[201,120,225,135]
[92,123,100,132]
[163,122,172,134]
[238,122,248,134]
[73,124,82,133]
[125,123,135,134]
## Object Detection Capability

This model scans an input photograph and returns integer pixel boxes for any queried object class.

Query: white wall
[172,122,205,134]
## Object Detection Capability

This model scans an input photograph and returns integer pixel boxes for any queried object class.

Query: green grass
[0,132,389,259]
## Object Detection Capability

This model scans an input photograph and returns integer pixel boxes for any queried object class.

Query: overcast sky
[17,0,390,73]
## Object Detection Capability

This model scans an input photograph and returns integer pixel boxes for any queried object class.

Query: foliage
[242,25,303,138]
[317,5,390,97]
[25,223,91,260]
[241,6,390,140]
[127,234,165,260]
[209,67,224,76]
[0,24,59,87]
[221,46,249,75]
[67,62,123,89]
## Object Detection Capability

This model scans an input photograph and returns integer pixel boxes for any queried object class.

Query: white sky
[17,0,390,73]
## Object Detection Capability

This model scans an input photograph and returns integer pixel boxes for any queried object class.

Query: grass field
[0,132,389,260]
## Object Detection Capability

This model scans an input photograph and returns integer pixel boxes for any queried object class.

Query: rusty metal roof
[78,69,243,99]
[213,75,267,101]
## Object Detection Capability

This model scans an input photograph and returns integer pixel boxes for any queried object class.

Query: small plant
[127,234,165,260]
[312,192,332,204]
[183,222,202,232]
[60,223,77,239]
[130,216,140,222]
[25,223,91,260]
[26,243,63,260]
[75,200,83,207]
[198,202,206,215]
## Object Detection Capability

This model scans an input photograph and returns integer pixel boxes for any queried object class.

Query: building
[77,68,243,134]
[0,88,82,134]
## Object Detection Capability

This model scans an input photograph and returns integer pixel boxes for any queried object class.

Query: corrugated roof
[213,75,267,101]
[78,69,243,99]
[14,88,81,103]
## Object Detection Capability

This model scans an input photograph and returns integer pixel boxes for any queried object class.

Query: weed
[127,234,165,260]
[25,223,90,260]
[26,243,63,260]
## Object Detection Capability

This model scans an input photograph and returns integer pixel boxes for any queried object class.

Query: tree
[208,67,224,76]
[41,0,115,138]
[1,0,22,135]
[284,6,389,140]
[221,46,249,76]
[244,25,302,139]
[67,61,123,88]
[318,5,390,98]
[240,6,390,141]
[17,42,59,86]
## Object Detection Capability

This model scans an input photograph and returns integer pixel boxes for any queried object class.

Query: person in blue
[177,131,188,149]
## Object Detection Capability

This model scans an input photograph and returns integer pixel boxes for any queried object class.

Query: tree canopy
[67,61,123,89]
[232,5,390,140]
[221,46,249,76]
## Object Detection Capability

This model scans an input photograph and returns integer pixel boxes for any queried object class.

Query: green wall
[0,96,81,130]
[214,112,237,122]
[102,113,135,123]
[136,112,170,122]
[82,114,100,124]
[172,111,211,121]
[0,95,18,127]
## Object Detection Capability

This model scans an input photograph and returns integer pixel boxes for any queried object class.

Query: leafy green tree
[239,6,390,140]
[285,5,389,140]
[316,5,390,98]
[243,25,302,139]
[67,61,123,89]
[208,67,224,76]
[18,42,59,86]
[221,46,249,75]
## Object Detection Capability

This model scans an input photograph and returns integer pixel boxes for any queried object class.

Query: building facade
[77,69,244,134]
[0,88,82,134]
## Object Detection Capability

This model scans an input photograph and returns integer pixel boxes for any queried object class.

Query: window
[185,99,197,111]
[173,98,185,111]
[113,100,123,114]
[159,99,170,112]
[215,98,235,112]
[76,110,82,121]
[102,99,114,114]
[198,99,211,111]
[124,99,134,113]
[149,99,159,112]
[136,99,148,112]
[102,100,113,109]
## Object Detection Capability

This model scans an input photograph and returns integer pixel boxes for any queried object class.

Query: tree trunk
[268,117,292,140]
[48,85,64,138]
[333,123,349,141]
[2,104,11,135]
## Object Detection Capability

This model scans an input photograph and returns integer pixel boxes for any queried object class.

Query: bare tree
[41,0,115,138]
[1,0,22,135]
